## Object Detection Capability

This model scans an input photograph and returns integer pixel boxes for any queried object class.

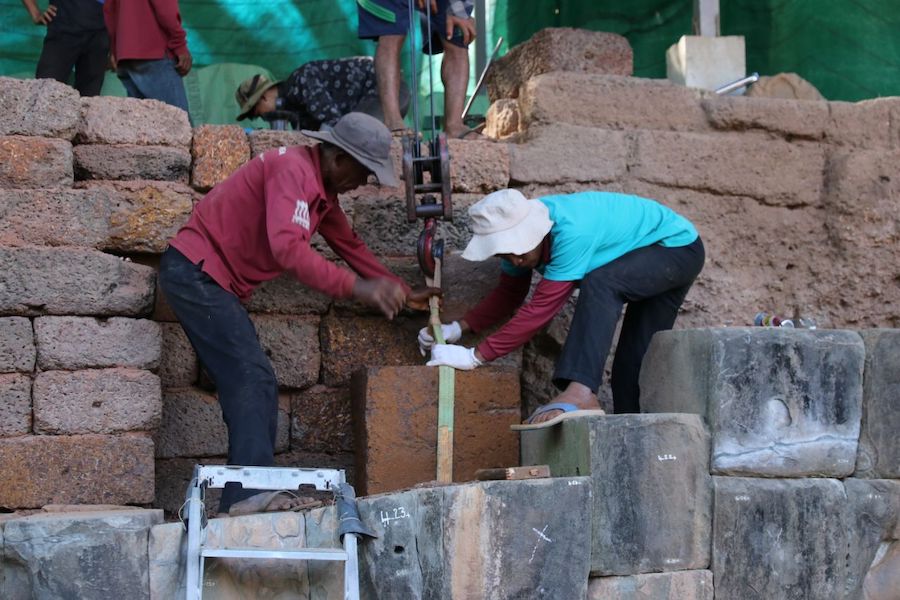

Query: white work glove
[417,321,462,356]
[427,344,482,370]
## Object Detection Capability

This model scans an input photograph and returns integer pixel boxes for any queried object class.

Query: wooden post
[426,257,455,483]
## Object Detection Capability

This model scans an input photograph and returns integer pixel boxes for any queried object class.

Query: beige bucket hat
[235,74,280,121]
[461,189,553,261]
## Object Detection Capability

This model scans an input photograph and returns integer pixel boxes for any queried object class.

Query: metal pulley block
[401,132,452,223]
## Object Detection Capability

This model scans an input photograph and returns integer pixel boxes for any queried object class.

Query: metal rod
[425,0,436,136]
[715,72,760,95]
[407,0,420,138]
[462,36,503,119]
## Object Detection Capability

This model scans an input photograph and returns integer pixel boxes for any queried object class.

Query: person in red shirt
[103,0,191,113]
[159,112,438,515]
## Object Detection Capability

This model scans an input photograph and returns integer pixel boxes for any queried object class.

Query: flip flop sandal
[510,402,606,431]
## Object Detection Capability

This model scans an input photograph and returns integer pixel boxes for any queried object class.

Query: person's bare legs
[528,381,604,424]
[374,34,407,131]
[440,40,473,138]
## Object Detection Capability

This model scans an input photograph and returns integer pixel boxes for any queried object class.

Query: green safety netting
[1,0,898,126]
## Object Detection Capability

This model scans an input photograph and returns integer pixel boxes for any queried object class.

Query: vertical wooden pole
[426,256,455,483]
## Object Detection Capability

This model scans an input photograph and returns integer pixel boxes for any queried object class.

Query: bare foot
[528,382,603,424]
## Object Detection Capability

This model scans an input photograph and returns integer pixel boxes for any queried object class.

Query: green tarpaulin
[1,0,898,125]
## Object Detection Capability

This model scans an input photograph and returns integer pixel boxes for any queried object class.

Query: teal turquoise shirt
[501,191,698,281]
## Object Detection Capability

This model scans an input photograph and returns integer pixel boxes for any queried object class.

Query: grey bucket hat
[302,112,398,187]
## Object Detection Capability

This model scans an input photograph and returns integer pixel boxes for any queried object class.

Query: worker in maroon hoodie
[159,112,439,515]
[103,0,191,113]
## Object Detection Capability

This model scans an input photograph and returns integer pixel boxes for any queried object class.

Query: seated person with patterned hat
[235,56,408,130]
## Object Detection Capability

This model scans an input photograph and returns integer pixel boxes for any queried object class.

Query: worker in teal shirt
[421,188,705,426]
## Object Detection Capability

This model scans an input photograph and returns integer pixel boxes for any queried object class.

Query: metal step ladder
[183,465,362,600]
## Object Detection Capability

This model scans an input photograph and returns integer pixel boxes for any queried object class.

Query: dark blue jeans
[553,237,705,414]
[117,58,190,115]
[158,247,278,513]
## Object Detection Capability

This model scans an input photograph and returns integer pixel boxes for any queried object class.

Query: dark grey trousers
[553,237,705,413]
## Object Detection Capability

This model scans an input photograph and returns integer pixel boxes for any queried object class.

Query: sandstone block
[190,125,251,191]
[0,317,35,372]
[250,314,320,389]
[1,509,163,600]
[152,477,591,599]
[509,124,629,184]
[447,138,509,193]
[0,77,80,139]
[641,328,864,477]
[702,95,829,139]
[843,479,900,599]
[588,570,714,600]
[0,434,155,507]
[486,28,632,101]
[484,98,521,138]
[342,193,482,258]
[713,477,849,600]
[0,247,156,316]
[158,322,198,388]
[0,374,31,436]
[35,316,161,370]
[746,72,825,101]
[244,273,332,315]
[631,130,826,206]
[351,365,520,495]
[80,179,195,253]
[155,388,289,458]
[290,385,353,453]
[76,96,191,147]
[0,187,110,248]
[856,330,900,478]
[521,413,711,576]
[0,135,73,188]
[320,314,424,386]
[826,97,900,149]
[248,129,316,157]
[74,144,191,182]
[33,368,161,434]
[518,72,707,132]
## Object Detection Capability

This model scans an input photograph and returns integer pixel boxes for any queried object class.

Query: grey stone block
[843,478,900,600]
[76,96,192,147]
[641,328,865,477]
[856,330,900,478]
[0,76,80,139]
[0,247,156,316]
[35,316,161,370]
[158,322,198,388]
[712,477,849,600]
[521,413,711,576]
[0,317,34,372]
[0,188,110,248]
[1,509,162,600]
[33,368,162,434]
[0,374,31,436]
[588,570,714,599]
[250,314,320,389]
[74,144,191,182]
[149,478,591,600]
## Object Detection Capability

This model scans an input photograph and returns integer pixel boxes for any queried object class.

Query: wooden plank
[474,465,552,481]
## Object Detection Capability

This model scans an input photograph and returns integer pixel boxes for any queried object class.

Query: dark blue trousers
[553,237,705,414]
[158,247,278,513]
